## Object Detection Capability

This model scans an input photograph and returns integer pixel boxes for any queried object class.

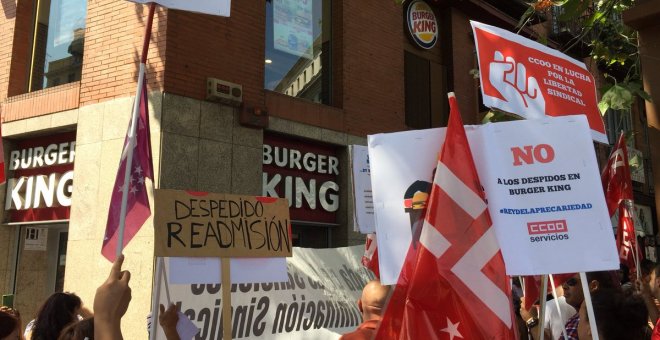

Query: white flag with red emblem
[376,93,516,339]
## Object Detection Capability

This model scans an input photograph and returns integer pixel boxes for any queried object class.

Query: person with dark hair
[26,293,83,340]
[640,260,656,279]
[523,271,621,340]
[56,318,93,340]
[640,263,660,339]
[577,290,648,340]
[0,307,21,340]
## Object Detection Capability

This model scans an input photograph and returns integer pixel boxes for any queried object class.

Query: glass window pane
[265,0,331,104]
[30,0,87,91]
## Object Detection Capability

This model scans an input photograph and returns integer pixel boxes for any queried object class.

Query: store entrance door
[13,224,69,322]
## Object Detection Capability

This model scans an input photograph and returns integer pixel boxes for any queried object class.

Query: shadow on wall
[1,0,16,19]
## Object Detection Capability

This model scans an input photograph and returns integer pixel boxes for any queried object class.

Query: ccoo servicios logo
[406,0,438,49]
[527,219,569,242]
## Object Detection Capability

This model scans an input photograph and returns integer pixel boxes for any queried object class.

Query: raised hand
[489,51,546,119]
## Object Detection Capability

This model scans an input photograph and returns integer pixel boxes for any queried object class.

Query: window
[604,109,632,145]
[265,0,331,104]
[28,0,87,92]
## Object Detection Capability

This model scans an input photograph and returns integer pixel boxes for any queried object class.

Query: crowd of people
[0,255,180,340]
[3,254,660,340]
[514,261,660,340]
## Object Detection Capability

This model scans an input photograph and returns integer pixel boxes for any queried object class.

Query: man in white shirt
[543,286,577,340]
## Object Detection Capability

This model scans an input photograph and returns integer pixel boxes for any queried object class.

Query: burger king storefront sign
[4,132,75,222]
[407,0,438,49]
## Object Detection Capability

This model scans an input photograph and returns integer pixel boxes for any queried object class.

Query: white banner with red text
[369,115,618,284]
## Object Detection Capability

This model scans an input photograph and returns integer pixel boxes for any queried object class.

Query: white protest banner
[369,116,617,283]
[169,257,288,285]
[368,128,447,284]
[472,116,618,275]
[350,145,375,234]
[471,21,608,144]
[127,0,231,17]
[154,246,375,340]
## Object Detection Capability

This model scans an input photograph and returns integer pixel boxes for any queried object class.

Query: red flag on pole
[522,274,575,310]
[601,133,638,275]
[102,81,154,261]
[362,233,380,279]
[601,133,633,216]
[375,93,516,339]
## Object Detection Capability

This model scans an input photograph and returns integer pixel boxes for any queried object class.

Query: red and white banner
[127,0,230,17]
[471,21,607,144]
[369,115,618,280]
[375,94,515,339]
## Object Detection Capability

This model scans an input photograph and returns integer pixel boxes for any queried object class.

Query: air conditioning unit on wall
[206,78,242,106]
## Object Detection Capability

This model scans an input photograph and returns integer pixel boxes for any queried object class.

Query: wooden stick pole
[222,258,232,340]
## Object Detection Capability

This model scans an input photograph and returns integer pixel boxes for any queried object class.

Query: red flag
[362,233,380,279]
[522,274,575,310]
[617,203,639,274]
[376,93,516,339]
[601,133,638,274]
[102,82,154,261]
[601,133,633,216]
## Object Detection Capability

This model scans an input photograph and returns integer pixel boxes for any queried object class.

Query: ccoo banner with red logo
[471,21,608,144]
[471,115,618,275]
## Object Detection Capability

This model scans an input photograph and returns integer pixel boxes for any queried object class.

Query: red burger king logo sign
[407,0,438,49]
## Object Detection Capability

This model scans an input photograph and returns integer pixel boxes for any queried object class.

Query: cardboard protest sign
[154,246,375,340]
[369,116,617,283]
[471,116,618,275]
[471,21,608,144]
[154,190,292,258]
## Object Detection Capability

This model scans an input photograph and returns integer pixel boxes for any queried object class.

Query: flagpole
[538,275,548,340]
[627,200,642,281]
[149,256,163,340]
[549,274,569,340]
[116,2,157,258]
[580,272,600,340]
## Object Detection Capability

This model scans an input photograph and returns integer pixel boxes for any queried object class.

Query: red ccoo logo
[527,219,568,235]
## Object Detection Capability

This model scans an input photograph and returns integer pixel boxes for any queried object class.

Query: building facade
[0,0,657,338]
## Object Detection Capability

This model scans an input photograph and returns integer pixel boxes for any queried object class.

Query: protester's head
[358,280,390,322]
[647,263,660,299]
[0,308,20,340]
[577,290,648,340]
[32,292,82,340]
[585,270,620,291]
[56,318,93,340]
[640,259,655,279]
[562,274,584,309]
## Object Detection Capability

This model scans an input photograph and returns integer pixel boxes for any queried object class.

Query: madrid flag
[601,133,638,273]
[126,0,230,17]
[375,93,515,339]
[102,82,154,262]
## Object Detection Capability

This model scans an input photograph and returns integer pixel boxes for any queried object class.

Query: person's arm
[519,297,551,340]
[159,304,180,340]
[94,255,132,340]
